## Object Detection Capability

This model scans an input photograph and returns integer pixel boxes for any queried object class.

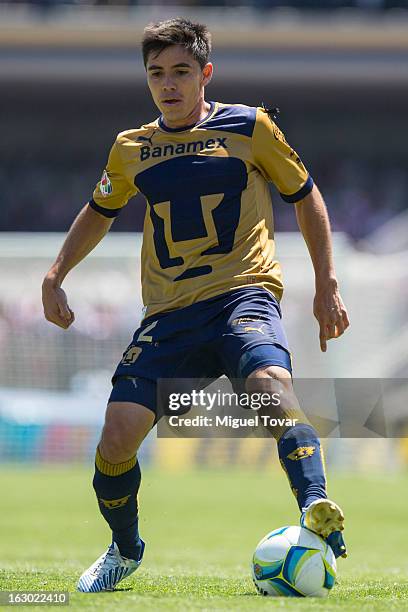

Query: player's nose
[162,76,177,91]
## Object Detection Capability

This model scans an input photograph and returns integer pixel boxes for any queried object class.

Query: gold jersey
[90,102,313,320]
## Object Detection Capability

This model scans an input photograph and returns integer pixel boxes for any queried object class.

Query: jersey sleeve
[252,107,313,203]
[89,136,138,217]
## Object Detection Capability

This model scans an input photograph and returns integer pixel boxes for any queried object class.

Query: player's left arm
[252,107,349,351]
[295,184,350,352]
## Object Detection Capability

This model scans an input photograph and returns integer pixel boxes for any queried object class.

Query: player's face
[146,45,213,128]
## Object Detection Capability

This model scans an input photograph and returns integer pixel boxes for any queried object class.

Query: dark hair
[142,18,212,69]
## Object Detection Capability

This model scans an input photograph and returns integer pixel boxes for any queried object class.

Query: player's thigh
[219,333,293,388]
[113,315,223,420]
[215,288,292,382]
[109,318,180,427]
[100,399,155,463]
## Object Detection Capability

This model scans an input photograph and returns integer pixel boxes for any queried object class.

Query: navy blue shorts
[109,287,292,417]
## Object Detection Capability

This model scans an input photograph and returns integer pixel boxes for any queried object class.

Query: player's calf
[92,400,154,561]
[93,447,143,561]
[246,367,327,510]
[245,366,347,557]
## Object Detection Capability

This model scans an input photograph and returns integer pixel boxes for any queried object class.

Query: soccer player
[42,18,350,593]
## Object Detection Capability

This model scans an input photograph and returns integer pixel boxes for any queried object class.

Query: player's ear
[202,63,213,87]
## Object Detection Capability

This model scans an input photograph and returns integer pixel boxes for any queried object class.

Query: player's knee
[100,415,140,463]
[99,422,136,464]
[245,365,296,416]
[99,401,155,464]
[246,364,292,384]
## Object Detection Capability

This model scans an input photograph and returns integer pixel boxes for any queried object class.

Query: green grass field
[0,465,407,610]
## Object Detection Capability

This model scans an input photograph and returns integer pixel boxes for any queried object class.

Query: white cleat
[77,540,144,593]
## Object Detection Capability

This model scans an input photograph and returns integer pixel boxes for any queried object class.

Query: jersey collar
[158,101,216,133]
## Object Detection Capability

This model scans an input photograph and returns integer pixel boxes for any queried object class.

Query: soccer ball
[252,526,336,597]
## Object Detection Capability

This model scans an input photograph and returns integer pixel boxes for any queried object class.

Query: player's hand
[313,278,350,352]
[42,277,75,329]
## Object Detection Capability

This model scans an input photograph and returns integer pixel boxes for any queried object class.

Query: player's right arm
[42,204,114,329]
[42,135,137,329]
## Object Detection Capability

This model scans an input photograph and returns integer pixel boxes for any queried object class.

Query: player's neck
[161,99,211,130]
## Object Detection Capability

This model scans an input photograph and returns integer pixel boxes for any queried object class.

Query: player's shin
[277,423,327,512]
[92,446,143,560]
